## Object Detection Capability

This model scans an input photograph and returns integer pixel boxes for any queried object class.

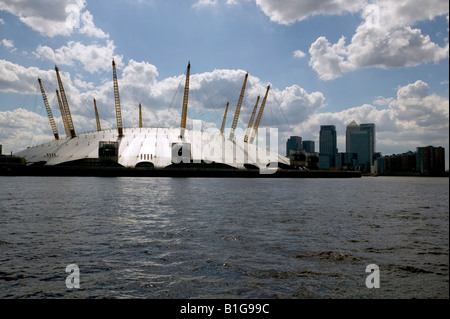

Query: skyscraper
[319,125,337,169]
[286,136,303,157]
[302,140,315,153]
[346,121,376,172]
[346,120,359,152]
[360,123,375,161]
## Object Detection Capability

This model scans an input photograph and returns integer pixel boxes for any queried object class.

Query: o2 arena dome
[15,61,290,171]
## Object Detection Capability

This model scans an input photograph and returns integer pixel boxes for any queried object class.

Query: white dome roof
[15,127,289,169]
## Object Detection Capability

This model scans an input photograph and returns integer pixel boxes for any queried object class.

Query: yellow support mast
[37,78,59,140]
[55,66,76,138]
[56,89,70,137]
[180,62,190,138]
[220,101,229,135]
[112,59,123,137]
[249,84,270,144]
[229,72,248,139]
[244,95,260,143]
[93,98,101,132]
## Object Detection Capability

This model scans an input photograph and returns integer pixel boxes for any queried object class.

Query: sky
[0,0,449,169]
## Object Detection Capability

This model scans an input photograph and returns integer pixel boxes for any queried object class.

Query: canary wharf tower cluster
[287,121,446,176]
[286,122,376,173]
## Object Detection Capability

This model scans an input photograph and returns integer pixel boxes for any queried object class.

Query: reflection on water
[0,176,448,298]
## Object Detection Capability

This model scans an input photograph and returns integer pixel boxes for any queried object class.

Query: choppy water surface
[0,176,448,298]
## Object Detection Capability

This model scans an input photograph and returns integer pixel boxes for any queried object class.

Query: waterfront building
[376,151,416,175]
[286,136,303,157]
[302,140,315,153]
[416,146,445,176]
[360,123,375,161]
[345,121,359,152]
[289,150,319,170]
[319,125,337,169]
[336,152,358,170]
[286,136,318,169]
[346,121,375,173]
[13,61,290,170]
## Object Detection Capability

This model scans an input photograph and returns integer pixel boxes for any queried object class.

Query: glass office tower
[346,121,375,172]
[286,136,303,157]
[319,125,337,169]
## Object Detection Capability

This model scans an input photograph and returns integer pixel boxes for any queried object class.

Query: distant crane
[55,66,76,138]
[37,78,59,140]
[93,98,101,132]
[220,102,229,135]
[249,84,270,144]
[180,62,191,138]
[229,72,248,140]
[244,95,260,143]
[112,59,123,137]
[56,89,70,137]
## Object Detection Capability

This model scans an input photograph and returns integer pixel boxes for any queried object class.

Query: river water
[0,176,448,299]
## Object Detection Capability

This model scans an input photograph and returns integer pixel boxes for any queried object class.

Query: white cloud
[351,25,448,67]
[0,18,4,24]
[260,0,449,79]
[1,39,17,52]
[254,0,364,25]
[0,0,108,38]
[78,10,109,39]
[34,40,121,73]
[267,84,325,128]
[390,80,449,127]
[308,23,449,81]
[22,14,75,37]
[0,59,99,137]
[1,39,13,48]
[372,96,394,107]
[226,0,238,5]
[121,59,159,88]
[74,77,94,90]
[308,36,354,81]
[292,50,306,59]
[0,59,55,94]
[375,0,449,28]
[0,0,84,37]
[0,108,54,153]
[193,0,219,8]
[309,21,448,80]
[254,0,449,26]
